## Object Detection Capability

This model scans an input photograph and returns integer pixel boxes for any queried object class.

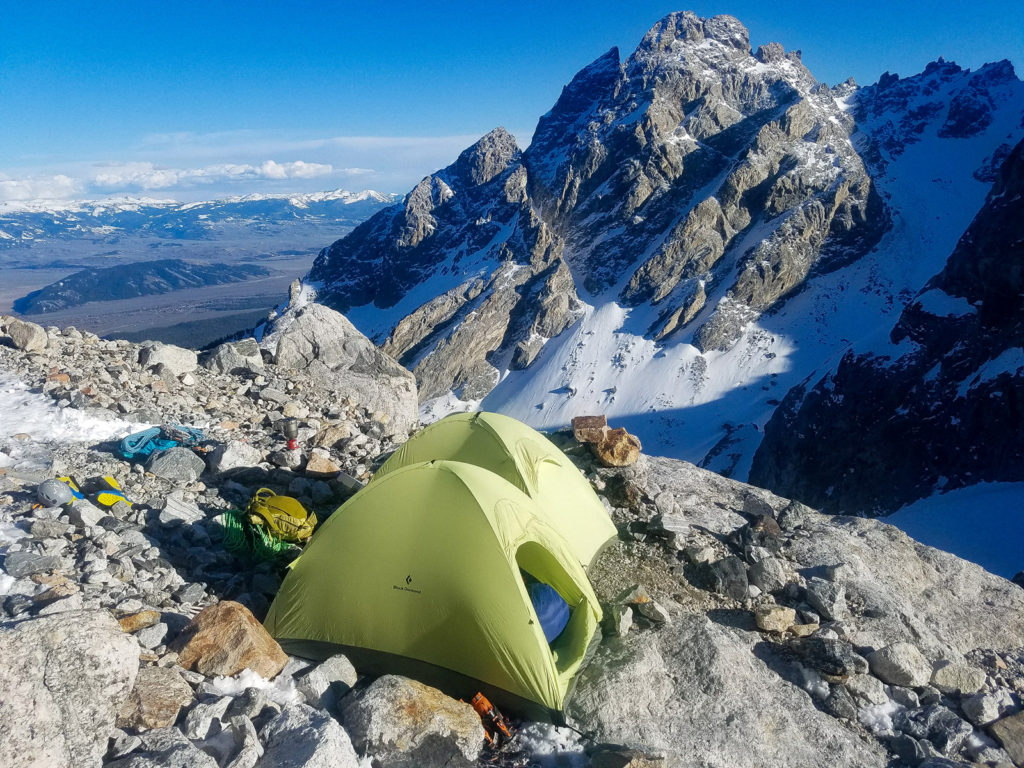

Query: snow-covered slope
[301,13,1024,489]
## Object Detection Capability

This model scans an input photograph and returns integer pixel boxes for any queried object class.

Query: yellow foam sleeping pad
[246,488,318,543]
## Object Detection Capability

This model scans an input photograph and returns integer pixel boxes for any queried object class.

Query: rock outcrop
[260,302,418,437]
[0,611,139,768]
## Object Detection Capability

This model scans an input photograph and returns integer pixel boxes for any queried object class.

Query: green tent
[264,459,602,718]
[373,411,617,568]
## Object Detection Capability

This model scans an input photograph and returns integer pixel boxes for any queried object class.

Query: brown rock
[571,414,608,444]
[590,747,668,768]
[305,449,342,479]
[755,605,796,633]
[151,380,169,394]
[173,600,288,679]
[990,710,1024,766]
[312,423,353,449]
[119,610,162,634]
[46,372,71,384]
[117,666,194,730]
[789,623,820,638]
[593,427,642,467]
[219,420,239,430]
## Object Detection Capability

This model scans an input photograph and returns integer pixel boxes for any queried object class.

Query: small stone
[184,695,233,740]
[261,704,360,768]
[990,711,1024,766]
[312,423,352,449]
[888,685,920,709]
[755,605,796,633]
[748,556,787,594]
[635,599,671,624]
[158,492,204,524]
[868,643,932,687]
[792,637,869,677]
[823,684,858,720]
[147,448,206,484]
[135,622,168,650]
[305,450,341,479]
[207,441,263,475]
[684,545,717,565]
[2,552,61,578]
[117,666,195,730]
[930,659,986,694]
[8,319,48,352]
[571,414,608,444]
[138,343,198,376]
[709,556,749,602]
[592,427,642,467]
[788,623,819,638]
[607,605,633,637]
[297,654,358,712]
[961,688,1013,726]
[805,577,848,621]
[282,401,309,419]
[845,674,888,706]
[67,500,105,528]
[269,449,303,469]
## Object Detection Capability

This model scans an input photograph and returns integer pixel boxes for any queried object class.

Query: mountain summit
[300,11,1024,491]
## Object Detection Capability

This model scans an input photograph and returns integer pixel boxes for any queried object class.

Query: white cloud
[90,160,335,190]
[0,174,82,202]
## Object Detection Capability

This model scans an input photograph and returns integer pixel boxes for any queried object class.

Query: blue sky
[1,0,1021,201]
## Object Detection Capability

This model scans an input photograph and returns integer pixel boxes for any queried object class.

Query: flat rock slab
[0,610,139,768]
[117,666,195,730]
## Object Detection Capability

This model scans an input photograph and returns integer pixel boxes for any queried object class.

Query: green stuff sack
[246,488,318,543]
[222,508,293,562]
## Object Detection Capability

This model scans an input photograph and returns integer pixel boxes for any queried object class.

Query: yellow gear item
[95,475,131,509]
[246,488,317,543]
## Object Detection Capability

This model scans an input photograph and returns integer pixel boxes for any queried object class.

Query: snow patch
[956,348,1024,397]
[200,668,303,707]
[513,723,588,768]
[914,288,976,317]
[858,701,905,734]
[0,375,140,442]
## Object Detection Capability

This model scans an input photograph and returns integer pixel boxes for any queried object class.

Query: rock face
[174,600,289,678]
[340,675,485,768]
[0,611,139,768]
[567,615,887,767]
[260,302,418,436]
[751,138,1024,513]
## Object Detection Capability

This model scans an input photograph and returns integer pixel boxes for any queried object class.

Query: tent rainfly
[264,459,605,719]
[372,411,617,569]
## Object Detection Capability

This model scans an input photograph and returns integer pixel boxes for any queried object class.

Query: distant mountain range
[0,189,397,249]
[12,258,271,314]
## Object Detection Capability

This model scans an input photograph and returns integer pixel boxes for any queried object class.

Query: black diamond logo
[406,574,413,585]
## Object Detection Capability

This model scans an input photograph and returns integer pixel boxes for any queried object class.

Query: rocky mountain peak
[637,11,750,54]
[449,126,522,188]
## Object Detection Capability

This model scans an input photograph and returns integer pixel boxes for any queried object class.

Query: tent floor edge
[277,637,563,724]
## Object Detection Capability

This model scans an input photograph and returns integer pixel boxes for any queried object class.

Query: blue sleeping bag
[525,579,570,643]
